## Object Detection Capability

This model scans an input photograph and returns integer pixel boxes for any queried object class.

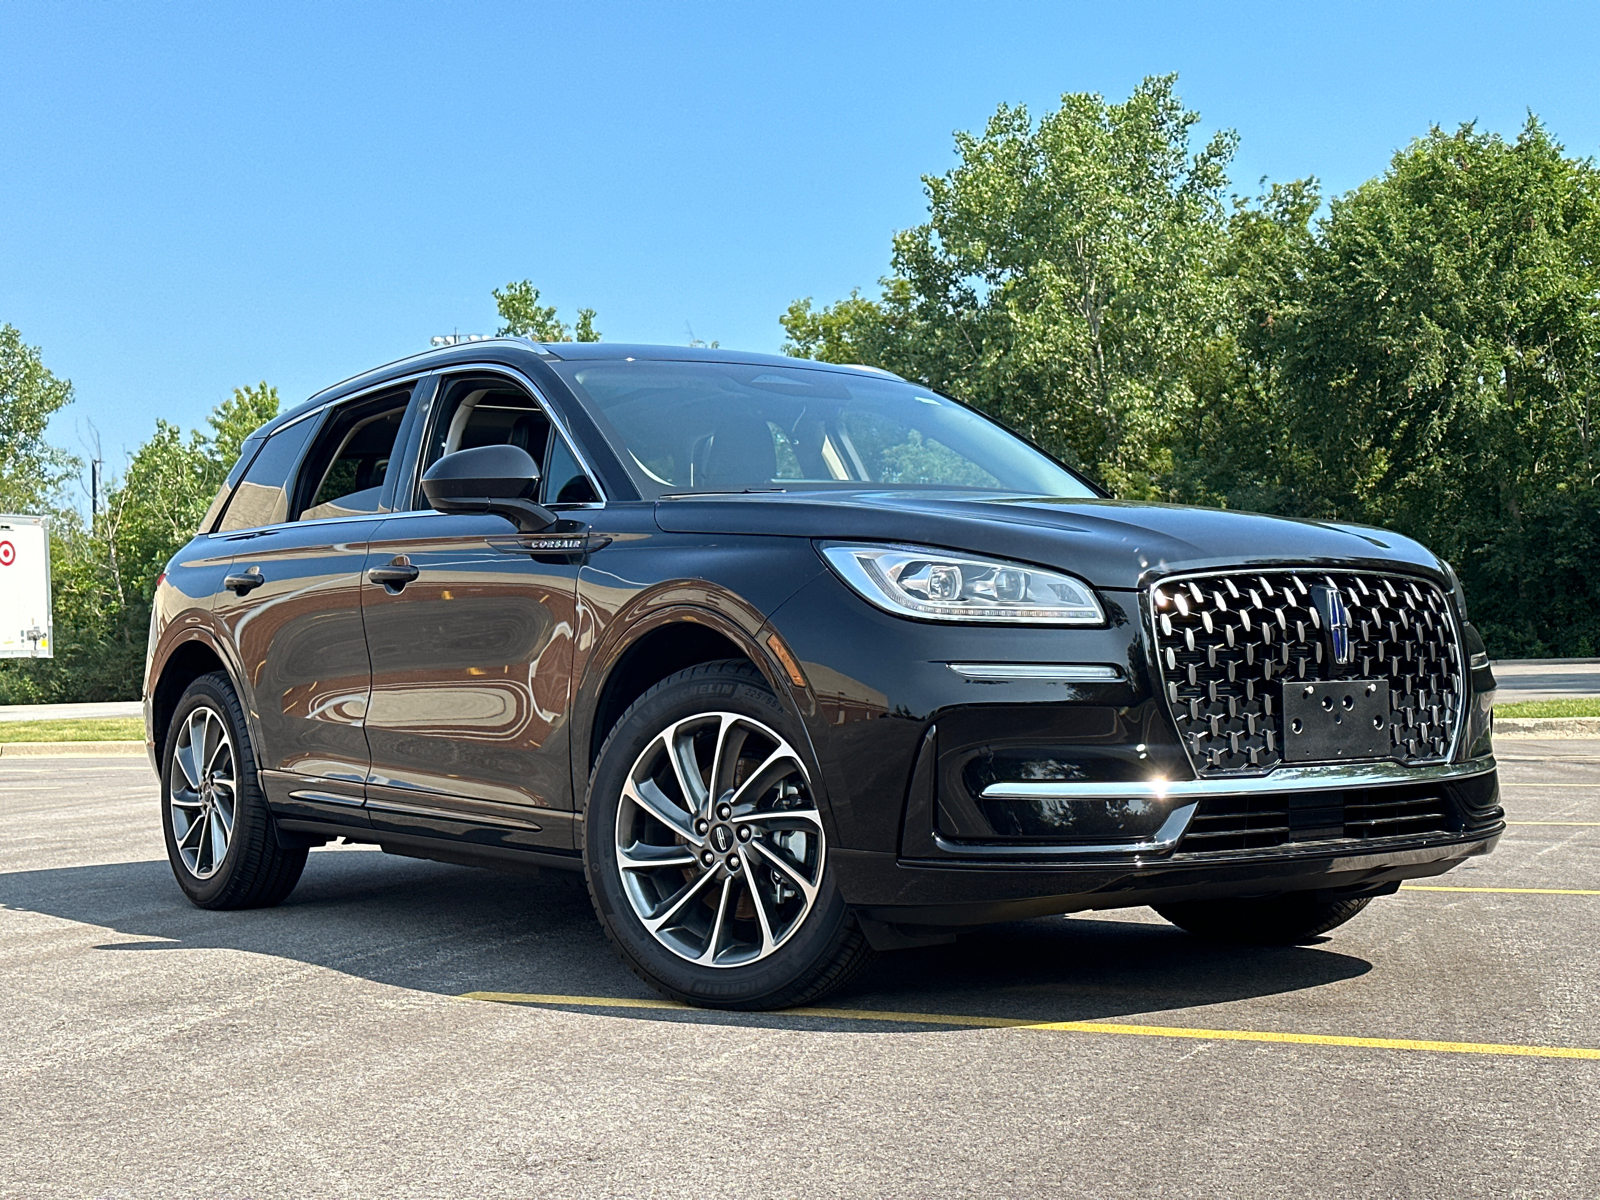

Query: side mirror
[421,445,556,532]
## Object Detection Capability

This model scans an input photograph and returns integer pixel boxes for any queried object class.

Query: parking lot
[2,741,1597,1199]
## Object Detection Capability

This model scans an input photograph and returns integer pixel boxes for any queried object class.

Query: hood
[652,490,1445,590]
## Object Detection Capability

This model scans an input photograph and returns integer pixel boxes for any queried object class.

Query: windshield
[549,359,1096,499]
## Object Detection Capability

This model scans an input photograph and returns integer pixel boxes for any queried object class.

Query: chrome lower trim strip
[980,755,1496,802]
[287,788,366,809]
[365,798,543,831]
[947,663,1123,682]
[932,803,1199,858]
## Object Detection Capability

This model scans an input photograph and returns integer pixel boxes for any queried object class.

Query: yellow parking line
[1400,885,1600,895]
[459,992,1600,1060]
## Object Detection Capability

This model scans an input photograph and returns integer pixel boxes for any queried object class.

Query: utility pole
[90,458,102,522]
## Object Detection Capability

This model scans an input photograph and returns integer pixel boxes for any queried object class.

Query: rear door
[214,382,419,824]
[359,370,601,852]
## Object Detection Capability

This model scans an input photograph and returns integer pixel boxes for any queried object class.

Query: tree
[0,323,77,512]
[493,280,601,342]
[0,383,281,703]
[1265,120,1600,655]
[782,75,1237,496]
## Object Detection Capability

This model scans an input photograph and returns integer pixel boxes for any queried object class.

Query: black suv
[145,340,1502,1009]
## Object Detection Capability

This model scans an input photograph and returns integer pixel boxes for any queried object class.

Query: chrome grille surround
[1148,568,1467,778]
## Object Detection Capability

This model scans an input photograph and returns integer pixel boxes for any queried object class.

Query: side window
[421,377,551,479]
[216,419,318,533]
[543,436,600,505]
[420,374,599,507]
[199,433,265,533]
[295,392,411,522]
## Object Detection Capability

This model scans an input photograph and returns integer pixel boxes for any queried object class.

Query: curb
[1494,717,1600,739]
[0,741,147,758]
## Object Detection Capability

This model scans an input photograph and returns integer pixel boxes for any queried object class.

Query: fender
[146,617,256,770]
[568,585,834,840]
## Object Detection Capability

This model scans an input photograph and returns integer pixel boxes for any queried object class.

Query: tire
[161,671,307,910]
[583,660,875,1010]
[1154,893,1374,945]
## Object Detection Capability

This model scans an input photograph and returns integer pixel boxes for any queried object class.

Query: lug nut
[717,803,732,820]
[701,851,715,867]
[695,819,709,835]
[737,826,752,842]
[727,855,742,871]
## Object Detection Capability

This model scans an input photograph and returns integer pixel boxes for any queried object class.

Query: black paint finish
[144,339,1501,930]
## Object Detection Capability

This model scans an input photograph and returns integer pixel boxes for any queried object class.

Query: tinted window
[199,433,265,533]
[418,375,596,507]
[543,435,600,505]
[422,377,551,477]
[549,360,1093,498]
[298,399,408,521]
[216,419,317,532]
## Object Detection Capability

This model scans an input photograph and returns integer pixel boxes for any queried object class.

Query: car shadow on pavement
[0,845,1371,1029]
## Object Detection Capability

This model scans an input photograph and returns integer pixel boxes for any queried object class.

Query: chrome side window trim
[409,362,609,507]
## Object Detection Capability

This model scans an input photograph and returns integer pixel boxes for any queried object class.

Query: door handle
[367,558,420,591]
[223,568,264,595]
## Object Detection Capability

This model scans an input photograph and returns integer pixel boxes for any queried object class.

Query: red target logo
[0,540,14,567]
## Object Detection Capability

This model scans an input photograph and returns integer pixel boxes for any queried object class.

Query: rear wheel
[161,672,306,909]
[584,660,874,1009]
[1154,893,1374,944]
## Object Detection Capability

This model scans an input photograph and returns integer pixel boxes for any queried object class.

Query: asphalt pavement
[2,743,1597,1198]
[1490,660,1600,704]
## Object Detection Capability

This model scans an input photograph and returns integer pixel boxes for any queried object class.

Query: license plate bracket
[1280,679,1392,763]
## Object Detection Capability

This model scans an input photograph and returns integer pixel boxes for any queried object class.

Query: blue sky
[3,0,1598,503]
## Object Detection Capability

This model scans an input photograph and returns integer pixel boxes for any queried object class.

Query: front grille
[1149,569,1465,777]
[1179,786,1453,853]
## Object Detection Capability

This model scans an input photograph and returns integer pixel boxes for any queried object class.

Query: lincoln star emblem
[711,825,733,852]
[1312,585,1355,667]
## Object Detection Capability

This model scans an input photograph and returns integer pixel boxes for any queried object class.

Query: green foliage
[0,383,279,704]
[784,76,1237,496]
[493,280,601,342]
[787,83,1600,658]
[1257,121,1600,655]
[0,324,77,512]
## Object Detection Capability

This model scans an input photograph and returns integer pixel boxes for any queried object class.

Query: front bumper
[834,754,1502,927]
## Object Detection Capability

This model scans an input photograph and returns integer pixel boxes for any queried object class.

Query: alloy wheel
[614,712,825,967]
[168,705,238,880]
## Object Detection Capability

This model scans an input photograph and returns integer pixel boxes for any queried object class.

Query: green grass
[0,717,145,743]
[1495,698,1600,719]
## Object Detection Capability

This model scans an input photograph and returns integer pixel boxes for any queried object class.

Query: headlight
[820,543,1104,625]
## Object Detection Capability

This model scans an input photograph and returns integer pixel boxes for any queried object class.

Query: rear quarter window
[215,417,319,532]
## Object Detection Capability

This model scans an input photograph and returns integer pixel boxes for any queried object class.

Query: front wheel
[1154,893,1374,944]
[584,660,874,1009]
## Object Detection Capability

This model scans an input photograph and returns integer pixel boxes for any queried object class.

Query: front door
[358,369,593,852]
[359,512,581,851]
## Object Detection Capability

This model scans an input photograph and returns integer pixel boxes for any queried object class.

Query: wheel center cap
[710,824,734,854]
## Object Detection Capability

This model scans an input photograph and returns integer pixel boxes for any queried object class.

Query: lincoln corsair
[144,339,1502,1008]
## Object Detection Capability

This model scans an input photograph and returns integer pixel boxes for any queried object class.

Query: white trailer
[0,514,53,658]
